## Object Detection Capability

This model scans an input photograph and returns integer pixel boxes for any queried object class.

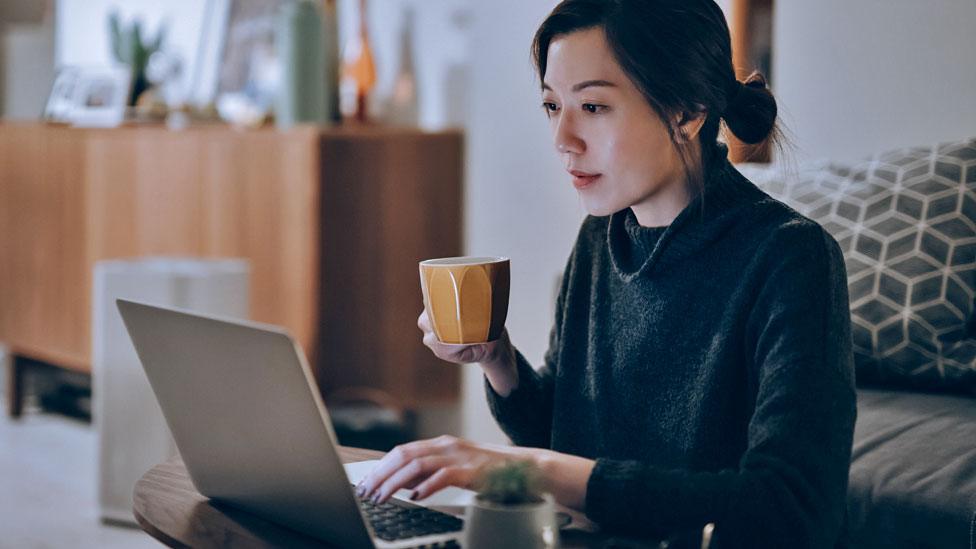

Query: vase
[386,5,419,126]
[463,493,559,549]
[340,0,376,123]
[275,0,327,128]
[322,0,340,123]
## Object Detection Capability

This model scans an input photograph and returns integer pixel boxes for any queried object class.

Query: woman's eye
[541,102,559,114]
[582,103,608,114]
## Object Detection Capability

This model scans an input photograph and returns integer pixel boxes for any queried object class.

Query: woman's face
[541,27,688,222]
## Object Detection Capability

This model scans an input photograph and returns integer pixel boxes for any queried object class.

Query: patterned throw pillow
[740,138,976,392]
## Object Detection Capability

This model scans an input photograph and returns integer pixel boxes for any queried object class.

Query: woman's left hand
[355,435,536,504]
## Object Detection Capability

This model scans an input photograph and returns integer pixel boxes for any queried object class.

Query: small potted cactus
[464,460,559,549]
[108,12,166,107]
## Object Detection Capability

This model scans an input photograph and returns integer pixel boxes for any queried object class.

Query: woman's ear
[673,108,707,143]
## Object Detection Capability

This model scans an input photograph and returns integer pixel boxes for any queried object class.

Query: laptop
[116,299,463,548]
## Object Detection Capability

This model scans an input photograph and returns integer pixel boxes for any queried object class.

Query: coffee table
[132,446,643,548]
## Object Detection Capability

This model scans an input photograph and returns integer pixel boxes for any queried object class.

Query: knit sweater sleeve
[483,342,556,448]
[483,241,578,448]
[584,223,857,549]
[483,289,565,447]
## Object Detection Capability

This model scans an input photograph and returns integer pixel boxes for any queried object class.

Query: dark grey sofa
[850,389,976,548]
[741,137,976,548]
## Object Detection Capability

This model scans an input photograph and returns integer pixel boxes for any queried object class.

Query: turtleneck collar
[607,144,766,281]
[618,209,668,273]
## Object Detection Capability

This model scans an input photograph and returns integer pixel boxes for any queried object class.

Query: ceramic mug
[419,256,510,345]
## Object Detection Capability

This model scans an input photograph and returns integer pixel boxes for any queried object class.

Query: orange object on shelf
[341,0,377,123]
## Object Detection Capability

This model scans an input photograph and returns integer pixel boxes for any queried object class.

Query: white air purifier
[93,258,249,526]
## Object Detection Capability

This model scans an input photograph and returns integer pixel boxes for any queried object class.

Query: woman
[356,1,856,547]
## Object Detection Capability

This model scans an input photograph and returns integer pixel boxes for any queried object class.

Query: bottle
[275,0,326,129]
[386,5,419,127]
[340,0,376,123]
[321,0,341,124]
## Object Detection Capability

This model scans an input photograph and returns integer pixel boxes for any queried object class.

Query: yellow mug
[419,256,510,344]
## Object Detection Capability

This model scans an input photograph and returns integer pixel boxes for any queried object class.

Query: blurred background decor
[42,64,131,127]
[327,386,417,451]
[144,47,189,126]
[214,0,288,126]
[41,65,79,123]
[384,4,418,127]
[107,11,164,107]
[274,0,330,129]
[0,0,54,120]
[63,65,131,127]
[4,0,474,129]
[340,0,376,123]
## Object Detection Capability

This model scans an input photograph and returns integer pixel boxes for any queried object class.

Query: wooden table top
[132,446,646,548]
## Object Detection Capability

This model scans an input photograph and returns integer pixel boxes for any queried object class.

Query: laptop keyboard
[358,495,463,543]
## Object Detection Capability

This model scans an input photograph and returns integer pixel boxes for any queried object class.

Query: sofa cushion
[849,389,976,548]
[741,138,976,392]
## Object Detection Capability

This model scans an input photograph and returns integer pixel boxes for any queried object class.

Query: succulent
[474,460,545,506]
[108,12,167,106]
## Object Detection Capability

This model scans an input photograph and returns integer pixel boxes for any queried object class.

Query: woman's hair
[532,0,780,193]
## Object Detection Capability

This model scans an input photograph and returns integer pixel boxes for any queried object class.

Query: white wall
[772,0,976,163]
[715,0,732,18]
[462,0,579,443]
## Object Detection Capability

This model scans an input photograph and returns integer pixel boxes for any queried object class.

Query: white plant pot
[463,493,559,549]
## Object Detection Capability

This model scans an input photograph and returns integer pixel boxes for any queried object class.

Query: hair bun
[743,72,767,90]
[723,71,777,145]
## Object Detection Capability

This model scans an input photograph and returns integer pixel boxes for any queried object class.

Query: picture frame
[213,0,290,112]
[48,65,132,128]
[42,66,81,123]
[70,66,133,127]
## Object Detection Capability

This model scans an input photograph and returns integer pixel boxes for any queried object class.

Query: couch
[740,137,976,548]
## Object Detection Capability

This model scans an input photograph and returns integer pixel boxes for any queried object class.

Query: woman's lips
[571,173,601,189]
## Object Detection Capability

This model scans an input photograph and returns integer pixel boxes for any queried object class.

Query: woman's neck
[630,184,691,227]
[629,143,708,228]
[630,162,693,228]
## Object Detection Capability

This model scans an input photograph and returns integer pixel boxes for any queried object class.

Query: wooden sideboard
[0,122,462,416]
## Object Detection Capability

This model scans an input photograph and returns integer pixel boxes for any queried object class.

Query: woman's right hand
[417,309,519,396]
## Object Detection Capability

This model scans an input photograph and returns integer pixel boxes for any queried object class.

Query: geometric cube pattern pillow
[741,138,976,393]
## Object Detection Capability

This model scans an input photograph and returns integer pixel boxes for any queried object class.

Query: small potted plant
[108,12,166,107]
[464,460,559,549]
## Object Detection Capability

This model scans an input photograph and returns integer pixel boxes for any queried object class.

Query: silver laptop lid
[116,299,374,548]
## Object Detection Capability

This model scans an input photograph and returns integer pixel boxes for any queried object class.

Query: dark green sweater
[485,152,857,548]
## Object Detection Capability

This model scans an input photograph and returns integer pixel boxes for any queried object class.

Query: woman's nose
[554,114,585,155]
